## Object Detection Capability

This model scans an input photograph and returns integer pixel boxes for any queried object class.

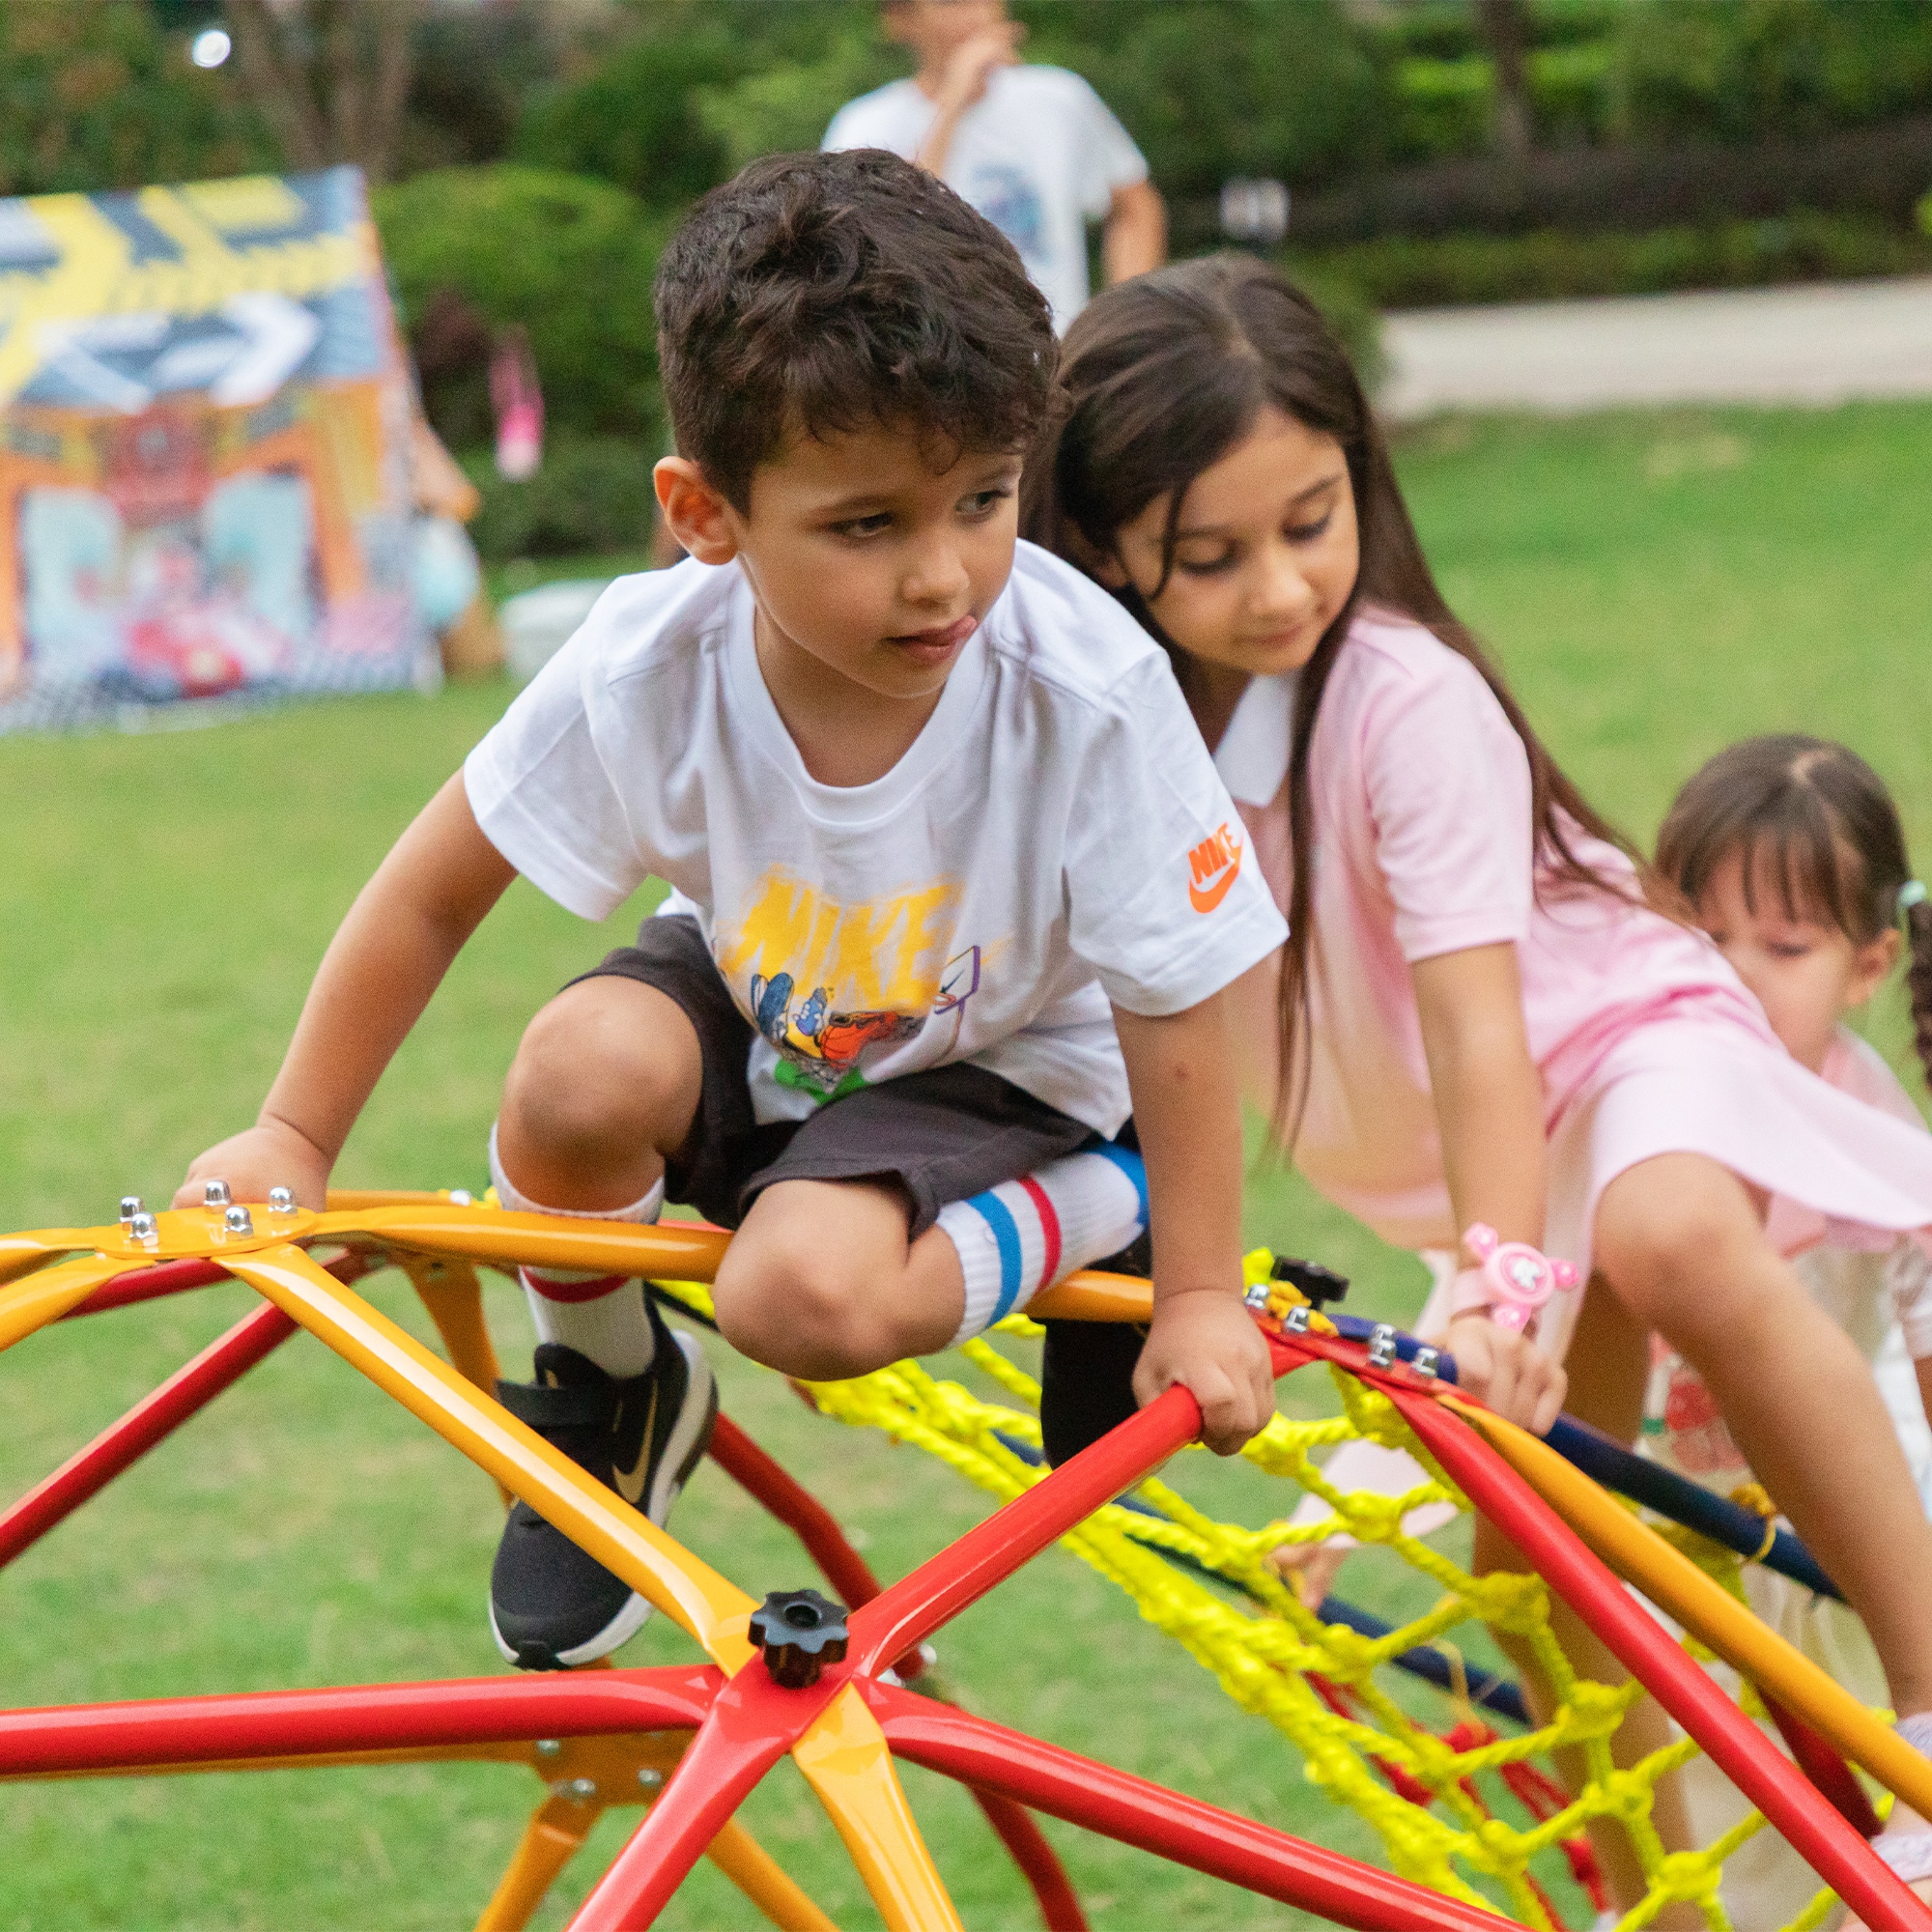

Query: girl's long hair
[1023,254,1653,1146]
[1657,735,1932,1089]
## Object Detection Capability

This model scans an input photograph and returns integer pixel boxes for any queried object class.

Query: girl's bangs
[1735,802,1859,936]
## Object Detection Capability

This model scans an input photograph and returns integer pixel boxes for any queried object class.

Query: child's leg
[1599,1151,1932,1911]
[1594,1152,1932,1723]
[714,1142,1146,1380]
[495,976,702,1373]
[487,976,715,1670]
[715,1177,964,1378]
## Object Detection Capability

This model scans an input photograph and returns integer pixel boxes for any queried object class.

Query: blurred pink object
[491,326,543,481]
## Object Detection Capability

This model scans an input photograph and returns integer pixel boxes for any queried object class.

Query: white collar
[1211,671,1295,808]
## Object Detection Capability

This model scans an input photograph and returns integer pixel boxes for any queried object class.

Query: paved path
[1378,276,1932,418]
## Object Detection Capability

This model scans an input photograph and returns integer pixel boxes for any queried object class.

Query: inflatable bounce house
[0,165,433,729]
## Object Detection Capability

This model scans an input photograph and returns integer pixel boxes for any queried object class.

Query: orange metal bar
[705,1819,843,1932]
[220,1243,756,1670]
[1027,1269,1152,1323]
[477,1791,604,1932]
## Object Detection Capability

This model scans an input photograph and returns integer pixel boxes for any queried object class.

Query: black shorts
[570,915,1102,1238]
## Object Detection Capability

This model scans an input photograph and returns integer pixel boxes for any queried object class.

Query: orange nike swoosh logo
[1189,854,1242,913]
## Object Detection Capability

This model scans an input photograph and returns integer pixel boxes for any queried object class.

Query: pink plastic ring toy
[1453,1223,1580,1334]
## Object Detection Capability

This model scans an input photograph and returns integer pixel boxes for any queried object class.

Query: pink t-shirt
[1216,608,1776,1253]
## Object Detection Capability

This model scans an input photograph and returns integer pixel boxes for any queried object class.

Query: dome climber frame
[1,1193,1929,1930]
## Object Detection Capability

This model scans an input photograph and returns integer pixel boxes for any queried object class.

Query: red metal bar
[845,1333,1308,1678]
[867,1681,1514,1932]
[0,1302,298,1571]
[972,1790,1090,1932]
[1766,1697,1884,1839]
[59,1256,234,1318]
[845,1383,1204,1676]
[567,1664,852,1932]
[56,1249,376,1320]
[1392,1386,1930,1932]
[707,1413,887,1629]
[710,1410,1087,1928]
[0,1666,719,1777]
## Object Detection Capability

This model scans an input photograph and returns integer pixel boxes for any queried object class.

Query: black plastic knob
[1271,1256,1350,1308]
[750,1588,850,1689]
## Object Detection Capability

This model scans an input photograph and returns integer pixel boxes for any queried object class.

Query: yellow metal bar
[474,1791,602,1932]
[0,1253,141,1352]
[398,1256,503,1396]
[223,1244,755,1671]
[397,1254,512,1507]
[1449,1394,1932,1821]
[791,1684,962,1932]
[707,1817,844,1932]
[343,1205,733,1285]
[327,1188,460,1208]
[0,1235,79,1288]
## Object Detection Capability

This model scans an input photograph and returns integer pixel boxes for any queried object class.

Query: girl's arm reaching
[175,774,518,1209]
[1115,991,1277,1455]
[1411,941,1569,1435]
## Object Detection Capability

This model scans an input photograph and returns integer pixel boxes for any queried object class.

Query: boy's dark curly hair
[654,148,1058,510]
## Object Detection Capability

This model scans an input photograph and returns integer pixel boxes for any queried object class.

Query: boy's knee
[715,1230,893,1377]
[502,979,696,1166]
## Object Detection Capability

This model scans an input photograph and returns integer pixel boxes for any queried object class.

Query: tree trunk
[1474,0,1534,162]
[221,0,416,185]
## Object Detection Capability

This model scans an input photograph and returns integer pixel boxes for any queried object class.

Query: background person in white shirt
[823,0,1165,329]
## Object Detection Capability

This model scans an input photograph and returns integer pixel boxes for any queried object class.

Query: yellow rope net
[650,1255,1872,1932]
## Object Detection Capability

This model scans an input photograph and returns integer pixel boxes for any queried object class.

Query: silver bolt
[1284,1305,1311,1334]
[119,1195,144,1225]
[534,1739,562,1760]
[203,1179,232,1208]
[566,1777,598,1802]
[1242,1279,1270,1312]
[130,1210,157,1242]
[268,1186,294,1213]
[1368,1323,1398,1369]
[638,1767,664,1790]
[448,1188,473,1207]
[224,1205,254,1236]
[1412,1346,1441,1380]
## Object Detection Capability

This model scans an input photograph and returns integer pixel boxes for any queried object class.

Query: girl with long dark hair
[1026,254,1932,1911]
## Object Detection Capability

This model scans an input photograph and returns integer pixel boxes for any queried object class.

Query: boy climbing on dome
[175,150,1286,1671]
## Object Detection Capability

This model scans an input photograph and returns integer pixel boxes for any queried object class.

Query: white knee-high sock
[490,1122,665,1380]
[937,1144,1147,1347]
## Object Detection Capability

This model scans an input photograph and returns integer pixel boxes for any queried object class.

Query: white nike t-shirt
[823,66,1147,329]
[464,545,1285,1134]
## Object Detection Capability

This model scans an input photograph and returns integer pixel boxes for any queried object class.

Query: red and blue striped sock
[937,1144,1148,1346]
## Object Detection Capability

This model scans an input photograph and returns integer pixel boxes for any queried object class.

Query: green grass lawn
[2,403,1929,1929]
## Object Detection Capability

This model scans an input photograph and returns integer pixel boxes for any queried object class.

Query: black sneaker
[1037,1228,1151,1468]
[488,1305,717,1670]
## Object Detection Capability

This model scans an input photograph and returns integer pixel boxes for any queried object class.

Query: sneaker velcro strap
[494,1379,614,1430]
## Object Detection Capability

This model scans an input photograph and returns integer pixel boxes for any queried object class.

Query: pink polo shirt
[1216,608,1773,1254]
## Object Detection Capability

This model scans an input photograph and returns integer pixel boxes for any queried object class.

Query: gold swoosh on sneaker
[611,1382,657,1508]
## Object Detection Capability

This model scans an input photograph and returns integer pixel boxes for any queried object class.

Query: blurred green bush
[0,1,271,196]
[1294,212,1932,309]
[374,164,670,444]
[466,434,658,564]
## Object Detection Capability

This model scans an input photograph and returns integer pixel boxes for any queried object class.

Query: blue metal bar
[1333,1319,1844,1602]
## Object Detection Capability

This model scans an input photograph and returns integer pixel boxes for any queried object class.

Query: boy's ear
[655,458,740,565]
